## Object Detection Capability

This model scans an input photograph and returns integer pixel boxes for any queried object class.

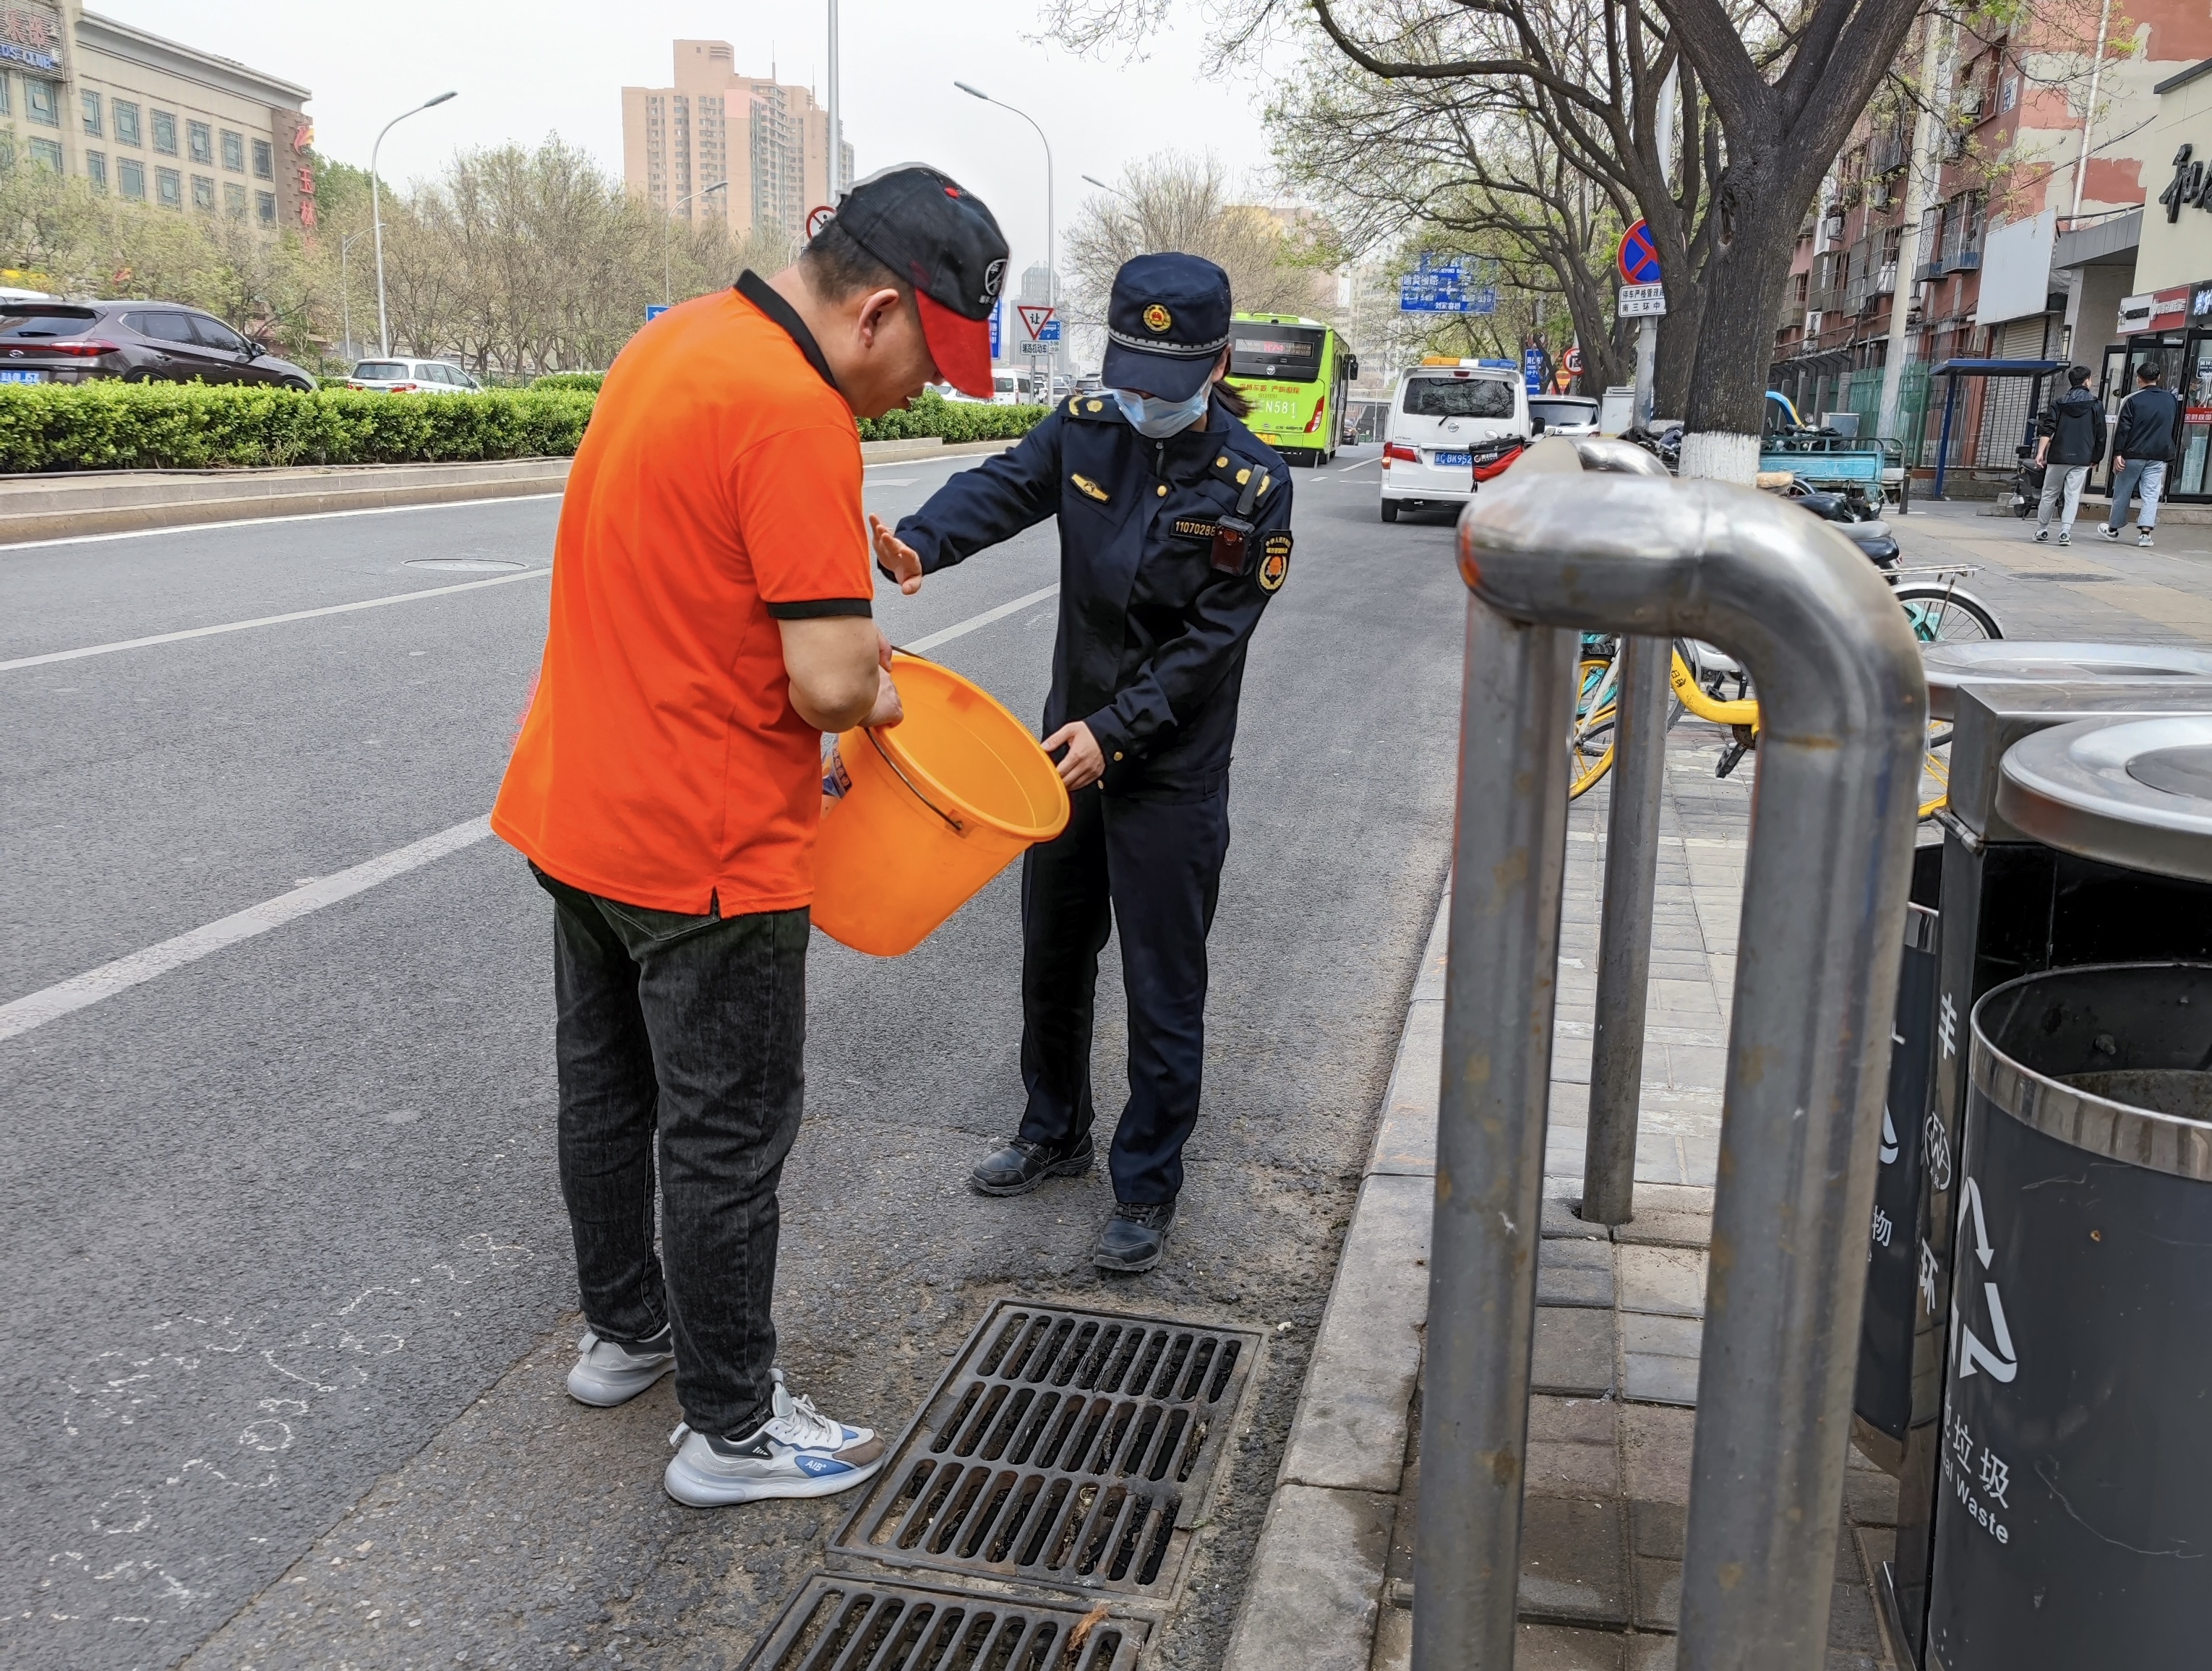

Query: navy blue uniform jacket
[893,394,1293,799]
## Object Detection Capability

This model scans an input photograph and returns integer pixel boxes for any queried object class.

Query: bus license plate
[1433,450,1472,467]
[0,369,43,383]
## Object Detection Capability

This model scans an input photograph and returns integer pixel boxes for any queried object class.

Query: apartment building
[1770,0,2212,478]
[1,3,312,228]
[621,40,852,248]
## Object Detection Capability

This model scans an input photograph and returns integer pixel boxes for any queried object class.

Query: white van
[1379,361,1530,522]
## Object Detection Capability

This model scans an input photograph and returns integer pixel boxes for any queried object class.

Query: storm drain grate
[740,1572,1148,1671]
[830,1301,1259,1599]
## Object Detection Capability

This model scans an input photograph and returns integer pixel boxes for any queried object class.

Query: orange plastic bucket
[812,654,1071,956]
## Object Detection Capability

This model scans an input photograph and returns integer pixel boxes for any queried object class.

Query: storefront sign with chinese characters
[0,4,61,72]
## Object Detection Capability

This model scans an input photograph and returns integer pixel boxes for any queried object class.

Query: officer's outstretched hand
[869,515,924,596]
[1042,721,1105,791]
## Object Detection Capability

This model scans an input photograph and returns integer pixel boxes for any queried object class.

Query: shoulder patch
[1071,473,1110,502]
[1257,530,1293,593]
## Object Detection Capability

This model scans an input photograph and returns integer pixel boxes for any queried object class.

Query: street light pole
[956,80,1054,374]
[371,90,457,358]
[338,230,365,364]
[826,0,841,197]
[664,181,730,308]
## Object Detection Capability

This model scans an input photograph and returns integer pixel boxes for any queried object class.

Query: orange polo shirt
[492,275,873,916]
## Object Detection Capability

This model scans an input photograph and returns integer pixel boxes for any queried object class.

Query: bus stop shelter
[1928,358,2064,499]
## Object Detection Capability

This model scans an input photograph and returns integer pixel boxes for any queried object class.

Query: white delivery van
[1379,360,1530,523]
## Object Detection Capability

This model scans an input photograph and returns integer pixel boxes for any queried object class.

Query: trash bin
[1878,679,2212,1665]
[1921,641,2212,720]
[1923,963,2212,1668]
[1920,713,2212,1668]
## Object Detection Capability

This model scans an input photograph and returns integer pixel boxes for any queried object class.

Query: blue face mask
[1111,384,1210,439]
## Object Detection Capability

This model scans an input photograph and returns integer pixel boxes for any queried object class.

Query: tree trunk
[1679,169,1810,481]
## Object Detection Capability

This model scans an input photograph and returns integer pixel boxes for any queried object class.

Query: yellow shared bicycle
[1569,577,1987,820]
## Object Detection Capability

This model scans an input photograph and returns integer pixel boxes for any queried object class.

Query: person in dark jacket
[2102,361,2180,547]
[2033,364,2106,545]
[870,253,1292,1273]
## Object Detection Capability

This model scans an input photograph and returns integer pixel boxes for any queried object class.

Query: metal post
[1513,435,1673,1226]
[371,91,458,360]
[1416,472,1926,1671]
[1411,594,1577,1671]
[1932,373,1959,499]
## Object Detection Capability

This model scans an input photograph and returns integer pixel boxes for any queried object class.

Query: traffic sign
[645,304,669,321]
[1617,220,1661,285]
[1522,346,1546,393]
[990,297,1002,359]
[1016,304,1055,340]
[1015,339,1055,356]
[1618,283,1667,317]
[1399,279,1497,314]
[806,203,836,240]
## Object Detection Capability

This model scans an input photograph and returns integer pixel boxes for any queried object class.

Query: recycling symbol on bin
[1950,1176,2018,1383]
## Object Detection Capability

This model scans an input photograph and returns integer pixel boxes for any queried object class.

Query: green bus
[1226,312,1356,466]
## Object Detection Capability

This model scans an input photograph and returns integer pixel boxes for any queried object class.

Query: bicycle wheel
[1892,583,2002,643]
[1569,656,1618,799]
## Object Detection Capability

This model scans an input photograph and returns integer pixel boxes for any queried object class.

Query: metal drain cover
[831,1301,1259,1599]
[741,1572,1147,1670]
[403,557,529,572]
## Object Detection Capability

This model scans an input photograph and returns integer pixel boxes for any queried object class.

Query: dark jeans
[536,867,808,1438]
[1017,783,1230,1203]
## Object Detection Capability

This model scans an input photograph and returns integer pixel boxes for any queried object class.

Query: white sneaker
[2140,530,2155,547]
[566,1326,675,1407]
[2099,525,2121,542]
[2058,530,2072,546]
[664,1378,886,1506]
[2033,528,2049,542]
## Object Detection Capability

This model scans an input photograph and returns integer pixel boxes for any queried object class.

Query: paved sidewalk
[1222,715,1903,1670]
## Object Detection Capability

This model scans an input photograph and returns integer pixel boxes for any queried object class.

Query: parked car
[346,358,486,393]
[0,300,315,390]
[1379,359,1530,522]
[1529,395,1601,437]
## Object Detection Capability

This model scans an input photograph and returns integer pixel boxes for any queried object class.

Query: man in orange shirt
[492,166,1009,1507]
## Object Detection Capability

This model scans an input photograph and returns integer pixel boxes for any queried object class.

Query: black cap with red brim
[826,163,1009,400]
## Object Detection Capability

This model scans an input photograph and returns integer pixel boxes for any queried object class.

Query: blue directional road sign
[645,304,670,321]
[990,298,1002,358]
[1523,346,1546,392]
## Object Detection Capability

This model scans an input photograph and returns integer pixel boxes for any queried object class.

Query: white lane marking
[1336,457,1378,474]
[0,567,551,673]
[901,583,1060,653]
[0,492,564,554]
[870,478,917,487]
[0,817,493,1044]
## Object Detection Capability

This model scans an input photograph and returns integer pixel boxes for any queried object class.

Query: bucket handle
[862,722,969,837]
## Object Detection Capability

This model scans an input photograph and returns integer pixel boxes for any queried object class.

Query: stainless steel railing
[1412,466,1927,1670]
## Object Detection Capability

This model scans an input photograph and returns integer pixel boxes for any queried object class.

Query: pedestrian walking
[2032,364,2106,546]
[870,254,1294,1274]
[490,166,1011,1506]
[2102,361,2180,548]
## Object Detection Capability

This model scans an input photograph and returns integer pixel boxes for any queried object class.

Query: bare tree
[1066,151,1334,327]
[1047,0,1929,478]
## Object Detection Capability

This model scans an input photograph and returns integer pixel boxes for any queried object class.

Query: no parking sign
[1617,220,1661,285]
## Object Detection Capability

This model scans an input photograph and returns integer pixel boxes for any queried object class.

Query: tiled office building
[622,40,851,246]
[7,2,312,228]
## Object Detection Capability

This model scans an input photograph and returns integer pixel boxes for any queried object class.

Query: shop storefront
[2099,284,2212,497]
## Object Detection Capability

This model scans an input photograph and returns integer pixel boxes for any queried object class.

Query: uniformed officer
[870,252,1293,1273]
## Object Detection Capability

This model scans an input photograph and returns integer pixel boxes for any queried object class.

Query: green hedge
[858,389,1050,443]
[0,379,1048,472]
[0,383,595,471]
[530,371,605,392]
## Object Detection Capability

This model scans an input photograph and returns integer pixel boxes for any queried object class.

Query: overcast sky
[97,0,1290,280]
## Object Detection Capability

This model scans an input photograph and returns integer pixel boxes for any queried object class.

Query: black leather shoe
[969,1132,1095,1197]
[1093,1199,1178,1273]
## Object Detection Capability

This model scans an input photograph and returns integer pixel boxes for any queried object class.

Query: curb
[1220,890,1447,1671]
[0,437,1019,546]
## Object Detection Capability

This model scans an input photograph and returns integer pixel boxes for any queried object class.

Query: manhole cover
[831,1302,1259,1599]
[741,1572,1147,1671]
[403,558,530,572]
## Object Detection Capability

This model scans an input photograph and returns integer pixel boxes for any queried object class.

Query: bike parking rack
[1416,471,1928,1670]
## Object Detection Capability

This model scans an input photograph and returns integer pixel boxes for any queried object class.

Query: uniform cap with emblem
[1102,252,1234,403]
[818,163,1010,400]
